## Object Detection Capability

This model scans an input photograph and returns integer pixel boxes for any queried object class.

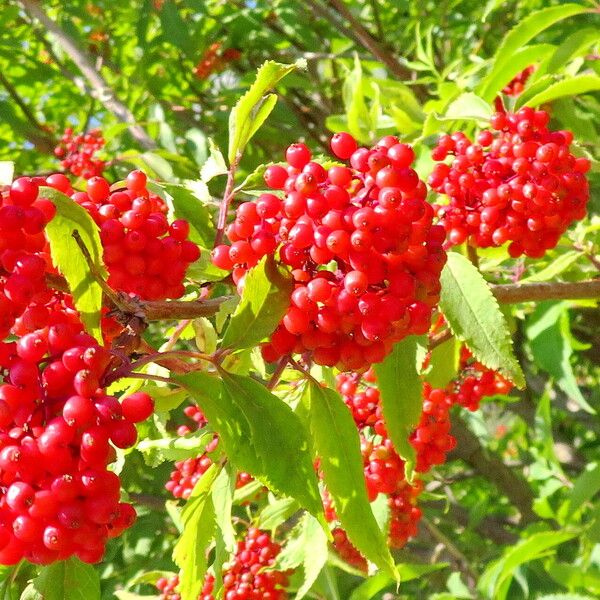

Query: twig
[492,279,600,303]
[467,244,480,269]
[19,0,156,150]
[267,356,290,390]
[214,153,242,247]
[429,328,453,351]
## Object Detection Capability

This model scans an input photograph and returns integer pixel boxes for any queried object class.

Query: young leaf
[439,252,525,387]
[426,335,460,389]
[200,138,228,183]
[25,557,101,600]
[479,3,587,100]
[136,429,214,467]
[228,60,305,163]
[479,530,576,600]
[523,74,600,108]
[274,513,328,600]
[302,381,397,578]
[42,187,106,343]
[258,497,301,530]
[374,337,425,480]
[173,463,220,600]
[178,371,324,521]
[442,92,493,121]
[221,255,292,351]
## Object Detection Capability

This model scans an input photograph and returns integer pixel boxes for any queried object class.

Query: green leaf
[228,60,305,163]
[479,3,587,100]
[426,336,460,389]
[274,513,328,600]
[542,28,600,76]
[479,530,577,600]
[545,561,600,595]
[136,429,214,467]
[221,255,292,351]
[442,92,493,121]
[348,563,449,600]
[535,595,597,600]
[439,252,525,387]
[212,463,237,552]
[173,463,219,600]
[42,187,106,343]
[0,161,13,185]
[343,54,373,143]
[526,302,595,413]
[562,463,600,520]
[258,497,301,529]
[374,336,425,480]
[200,138,228,183]
[302,381,396,578]
[26,558,100,600]
[524,74,600,107]
[521,251,581,282]
[178,371,323,520]
[478,44,555,102]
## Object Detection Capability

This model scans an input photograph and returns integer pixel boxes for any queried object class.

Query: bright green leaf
[42,187,106,343]
[524,74,600,107]
[221,255,292,351]
[136,429,214,467]
[302,381,396,578]
[374,336,425,480]
[439,252,525,387]
[26,558,101,600]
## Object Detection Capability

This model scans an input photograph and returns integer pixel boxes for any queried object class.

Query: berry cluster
[213,134,446,370]
[165,405,252,500]
[193,43,242,79]
[54,128,106,179]
[428,108,590,257]
[71,171,200,300]
[0,175,155,564]
[157,529,291,600]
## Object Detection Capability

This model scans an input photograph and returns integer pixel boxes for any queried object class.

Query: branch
[316,0,413,81]
[449,414,537,523]
[19,0,156,151]
[491,279,600,304]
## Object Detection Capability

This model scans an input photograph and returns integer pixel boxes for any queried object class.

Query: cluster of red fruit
[193,43,242,79]
[70,171,200,300]
[156,528,291,600]
[165,405,253,500]
[0,175,155,565]
[213,133,446,371]
[428,108,590,257]
[54,128,106,179]
[329,353,512,566]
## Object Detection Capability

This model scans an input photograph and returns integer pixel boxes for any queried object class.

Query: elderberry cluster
[54,128,106,179]
[502,66,535,97]
[429,108,590,258]
[0,175,155,564]
[71,171,200,300]
[213,133,446,371]
[157,529,291,600]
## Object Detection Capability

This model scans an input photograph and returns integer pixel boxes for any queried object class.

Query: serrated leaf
[274,513,328,600]
[173,463,219,600]
[221,255,292,351]
[526,302,595,413]
[374,337,424,481]
[439,252,525,387]
[478,44,555,102]
[258,497,300,530]
[178,371,323,521]
[200,138,228,183]
[478,3,587,101]
[228,60,305,163]
[136,429,214,466]
[212,463,236,552]
[479,530,577,600]
[302,381,396,579]
[26,558,100,600]
[524,74,600,108]
[521,251,580,283]
[426,336,460,389]
[0,161,13,185]
[42,187,106,343]
[443,92,493,121]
